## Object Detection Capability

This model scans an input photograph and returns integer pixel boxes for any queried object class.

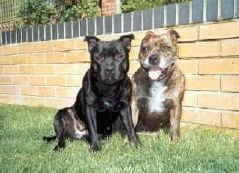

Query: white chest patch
[148,81,167,113]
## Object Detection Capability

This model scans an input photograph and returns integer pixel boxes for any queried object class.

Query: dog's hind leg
[54,117,66,151]
[54,130,66,151]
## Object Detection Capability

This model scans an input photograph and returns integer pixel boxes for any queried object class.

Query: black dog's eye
[95,56,104,61]
[115,54,124,61]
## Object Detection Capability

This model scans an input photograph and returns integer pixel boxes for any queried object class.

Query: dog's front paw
[90,142,102,152]
[133,135,143,148]
[127,134,142,148]
[134,139,142,148]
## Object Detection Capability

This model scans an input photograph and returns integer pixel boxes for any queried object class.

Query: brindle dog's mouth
[148,66,163,80]
[148,63,176,81]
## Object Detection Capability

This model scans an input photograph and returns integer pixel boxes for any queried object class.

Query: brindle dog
[132,30,185,142]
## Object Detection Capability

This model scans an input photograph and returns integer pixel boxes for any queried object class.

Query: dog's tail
[43,135,57,142]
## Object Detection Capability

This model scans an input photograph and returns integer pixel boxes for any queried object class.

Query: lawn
[0,104,239,173]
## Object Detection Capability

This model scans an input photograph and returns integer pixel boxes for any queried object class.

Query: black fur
[43,35,141,151]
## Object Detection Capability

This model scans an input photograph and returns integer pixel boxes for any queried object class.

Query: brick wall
[1,0,239,129]
[1,20,239,129]
[101,0,117,16]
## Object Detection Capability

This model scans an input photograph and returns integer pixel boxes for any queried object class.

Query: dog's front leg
[169,99,181,143]
[120,105,141,147]
[86,106,101,151]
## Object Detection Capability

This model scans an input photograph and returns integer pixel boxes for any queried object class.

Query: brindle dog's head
[138,30,180,81]
[84,35,134,85]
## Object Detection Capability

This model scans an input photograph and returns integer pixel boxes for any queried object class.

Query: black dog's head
[84,34,134,85]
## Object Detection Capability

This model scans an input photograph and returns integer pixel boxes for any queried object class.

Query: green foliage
[17,0,190,27]
[18,0,101,27]
[55,2,82,23]
[56,0,101,22]
[122,0,190,13]
[81,0,101,19]
[0,104,239,172]
[18,0,56,27]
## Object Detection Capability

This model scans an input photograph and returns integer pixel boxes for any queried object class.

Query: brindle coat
[132,30,185,142]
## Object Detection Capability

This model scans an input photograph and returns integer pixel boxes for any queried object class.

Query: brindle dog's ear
[84,36,100,53]
[119,34,135,51]
[168,30,180,46]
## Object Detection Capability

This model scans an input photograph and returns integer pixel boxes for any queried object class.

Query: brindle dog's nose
[149,54,159,65]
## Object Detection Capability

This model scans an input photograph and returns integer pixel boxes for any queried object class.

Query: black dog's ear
[119,34,135,51]
[84,36,100,52]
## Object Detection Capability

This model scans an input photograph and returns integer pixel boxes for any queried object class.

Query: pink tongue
[148,67,162,80]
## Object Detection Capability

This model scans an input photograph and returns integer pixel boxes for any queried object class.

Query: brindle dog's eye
[142,46,148,52]
[163,45,172,50]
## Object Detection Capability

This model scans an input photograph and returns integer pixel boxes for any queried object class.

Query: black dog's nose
[106,65,114,71]
[149,54,159,65]
[105,66,114,76]
[105,59,115,75]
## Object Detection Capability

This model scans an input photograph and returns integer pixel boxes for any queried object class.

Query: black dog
[43,34,141,151]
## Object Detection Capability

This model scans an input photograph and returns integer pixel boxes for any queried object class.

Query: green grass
[0,104,239,173]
